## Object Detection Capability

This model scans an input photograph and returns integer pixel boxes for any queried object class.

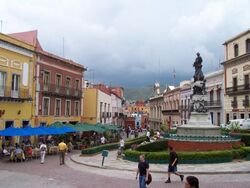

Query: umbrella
[0,127,28,136]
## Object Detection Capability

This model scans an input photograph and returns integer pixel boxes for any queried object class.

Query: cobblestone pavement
[0,151,250,188]
[72,150,250,174]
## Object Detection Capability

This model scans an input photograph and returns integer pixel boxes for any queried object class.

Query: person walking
[184,176,199,188]
[39,142,47,164]
[58,140,68,165]
[165,146,184,183]
[136,154,149,188]
[119,137,125,153]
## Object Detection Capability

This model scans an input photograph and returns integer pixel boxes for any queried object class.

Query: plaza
[0,151,250,188]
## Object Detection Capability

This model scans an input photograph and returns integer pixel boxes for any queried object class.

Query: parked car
[225,119,250,130]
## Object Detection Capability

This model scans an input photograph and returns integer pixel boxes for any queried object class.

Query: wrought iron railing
[0,86,31,101]
[41,83,82,99]
[226,83,250,95]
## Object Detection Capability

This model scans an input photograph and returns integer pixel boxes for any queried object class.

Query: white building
[206,69,225,126]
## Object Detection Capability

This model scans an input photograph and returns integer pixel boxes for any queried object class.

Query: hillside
[124,87,154,101]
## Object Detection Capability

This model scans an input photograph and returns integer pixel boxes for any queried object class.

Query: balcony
[162,109,180,115]
[243,99,249,108]
[231,100,238,109]
[149,118,162,123]
[226,84,250,95]
[0,86,31,102]
[206,100,222,108]
[41,83,82,99]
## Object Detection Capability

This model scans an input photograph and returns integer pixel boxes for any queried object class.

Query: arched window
[234,44,239,57]
[246,39,250,53]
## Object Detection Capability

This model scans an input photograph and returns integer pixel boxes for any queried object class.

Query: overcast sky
[1,0,250,88]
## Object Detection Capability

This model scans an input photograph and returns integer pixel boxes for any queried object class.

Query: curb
[70,156,250,175]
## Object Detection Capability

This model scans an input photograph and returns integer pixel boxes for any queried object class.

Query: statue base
[177,112,221,136]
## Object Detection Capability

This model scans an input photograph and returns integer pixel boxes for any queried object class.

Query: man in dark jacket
[136,154,149,188]
[165,146,184,183]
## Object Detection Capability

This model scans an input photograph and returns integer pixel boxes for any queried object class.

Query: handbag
[146,173,152,185]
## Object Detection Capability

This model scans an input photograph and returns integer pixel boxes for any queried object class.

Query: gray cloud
[1,0,250,87]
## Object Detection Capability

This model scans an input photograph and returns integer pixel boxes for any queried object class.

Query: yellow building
[222,29,250,122]
[0,33,35,144]
[82,87,112,124]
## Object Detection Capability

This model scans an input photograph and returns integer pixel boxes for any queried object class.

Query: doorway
[5,121,14,145]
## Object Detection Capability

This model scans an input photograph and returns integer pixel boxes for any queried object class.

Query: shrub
[124,148,250,164]
[81,142,119,155]
[230,133,250,146]
[81,136,147,155]
[136,139,168,152]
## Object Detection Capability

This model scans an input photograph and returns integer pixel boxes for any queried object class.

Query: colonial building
[179,81,192,125]
[110,87,124,126]
[83,84,112,124]
[0,32,35,144]
[206,69,224,126]
[10,30,86,126]
[222,29,250,122]
[149,82,164,130]
[162,86,181,128]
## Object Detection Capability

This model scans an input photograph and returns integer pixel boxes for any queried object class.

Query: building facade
[162,86,181,128]
[179,81,192,125]
[10,31,85,126]
[83,84,112,125]
[206,69,224,126]
[222,29,250,122]
[0,33,35,145]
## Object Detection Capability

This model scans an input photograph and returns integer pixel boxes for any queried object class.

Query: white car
[226,119,250,130]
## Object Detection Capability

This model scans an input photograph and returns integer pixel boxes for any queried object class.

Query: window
[43,71,50,86]
[216,89,221,102]
[246,39,250,53]
[209,90,214,102]
[55,99,61,116]
[244,74,249,89]
[234,44,239,57]
[56,74,61,90]
[0,71,6,96]
[43,98,50,116]
[233,77,237,91]
[11,74,20,98]
[75,80,80,90]
[65,100,71,116]
[74,101,79,116]
[66,77,71,88]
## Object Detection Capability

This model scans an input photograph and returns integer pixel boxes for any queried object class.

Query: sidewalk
[70,150,250,174]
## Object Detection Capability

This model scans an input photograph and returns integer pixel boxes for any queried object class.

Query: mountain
[124,87,154,101]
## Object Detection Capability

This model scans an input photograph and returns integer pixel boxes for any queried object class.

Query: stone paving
[1,151,250,188]
[71,150,250,174]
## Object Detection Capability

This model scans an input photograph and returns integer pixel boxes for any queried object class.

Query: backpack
[146,173,152,185]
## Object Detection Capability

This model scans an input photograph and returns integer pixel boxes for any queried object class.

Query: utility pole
[0,20,3,33]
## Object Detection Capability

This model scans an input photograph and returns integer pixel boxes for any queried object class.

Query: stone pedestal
[177,112,221,136]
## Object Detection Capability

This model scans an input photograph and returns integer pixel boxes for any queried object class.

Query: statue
[193,52,204,82]
[191,52,208,112]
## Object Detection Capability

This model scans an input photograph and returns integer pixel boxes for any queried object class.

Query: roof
[8,30,85,70]
[9,30,43,50]
[223,29,250,45]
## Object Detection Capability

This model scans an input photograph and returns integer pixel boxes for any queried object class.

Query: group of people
[38,140,68,165]
[136,146,199,188]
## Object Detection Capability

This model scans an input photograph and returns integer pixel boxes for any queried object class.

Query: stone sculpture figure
[193,52,204,82]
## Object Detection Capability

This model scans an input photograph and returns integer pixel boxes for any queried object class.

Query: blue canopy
[0,126,76,136]
[0,127,28,136]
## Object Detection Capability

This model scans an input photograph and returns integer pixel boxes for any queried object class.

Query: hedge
[81,136,147,155]
[136,139,168,152]
[124,147,250,164]
[230,133,250,146]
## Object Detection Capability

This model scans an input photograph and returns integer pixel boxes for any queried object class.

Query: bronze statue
[193,52,204,82]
